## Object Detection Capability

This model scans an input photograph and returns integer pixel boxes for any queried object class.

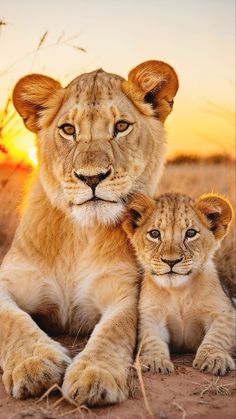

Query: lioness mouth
[71,197,120,206]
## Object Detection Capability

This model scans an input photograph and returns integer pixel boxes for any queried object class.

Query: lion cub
[123,192,235,375]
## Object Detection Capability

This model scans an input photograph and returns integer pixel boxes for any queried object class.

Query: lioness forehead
[153,194,196,229]
[65,69,125,103]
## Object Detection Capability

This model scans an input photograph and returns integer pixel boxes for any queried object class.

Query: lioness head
[123,192,233,287]
[13,61,178,226]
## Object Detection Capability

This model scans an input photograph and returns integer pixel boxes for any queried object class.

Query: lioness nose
[74,168,111,192]
[161,257,183,268]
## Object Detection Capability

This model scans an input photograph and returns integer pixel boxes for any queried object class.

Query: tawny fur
[0,61,178,405]
[123,193,236,376]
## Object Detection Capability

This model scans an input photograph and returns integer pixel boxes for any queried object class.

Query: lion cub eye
[185,229,198,239]
[114,120,131,136]
[148,229,161,239]
[59,124,76,139]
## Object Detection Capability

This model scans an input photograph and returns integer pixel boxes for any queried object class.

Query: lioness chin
[0,60,178,405]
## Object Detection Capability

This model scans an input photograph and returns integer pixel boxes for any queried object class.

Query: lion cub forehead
[153,193,196,228]
[65,69,125,103]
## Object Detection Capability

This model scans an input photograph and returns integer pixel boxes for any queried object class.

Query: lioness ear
[122,193,155,238]
[13,74,63,132]
[123,60,179,122]
[195,193,233,240]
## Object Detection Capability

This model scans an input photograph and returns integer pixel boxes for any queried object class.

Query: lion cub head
[123,193,233,287]
[12,61,178,226]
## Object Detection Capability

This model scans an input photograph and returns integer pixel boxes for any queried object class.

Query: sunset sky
[0,0,235,165]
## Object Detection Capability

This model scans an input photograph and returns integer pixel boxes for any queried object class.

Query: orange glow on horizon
[0,129,38,168]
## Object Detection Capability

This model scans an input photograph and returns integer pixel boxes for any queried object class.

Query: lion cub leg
[138,323,174,374]
[193,301,235,375]
[0,273,71,399]
[138,302,174,374]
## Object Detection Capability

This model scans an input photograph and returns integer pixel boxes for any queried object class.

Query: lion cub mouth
[151,270,192,276]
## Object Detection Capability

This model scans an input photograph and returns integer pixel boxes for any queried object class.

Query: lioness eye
[114,120,130,134]
[185,229,198,238]
[59,124,76,137]
[148,229,161,239]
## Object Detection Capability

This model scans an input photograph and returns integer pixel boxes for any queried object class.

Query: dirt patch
[0,351,235,419]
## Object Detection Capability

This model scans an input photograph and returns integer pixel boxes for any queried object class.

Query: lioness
[123,192,235,375]
[0,61,178,405]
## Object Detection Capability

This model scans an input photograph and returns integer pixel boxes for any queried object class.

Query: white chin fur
[153,273,191,288]
[70,200,125,227]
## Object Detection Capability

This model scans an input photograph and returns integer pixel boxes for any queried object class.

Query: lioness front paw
[139,353,174,374]
[193,346,235,375]
[62,359,128,406]
[3,343,71,399]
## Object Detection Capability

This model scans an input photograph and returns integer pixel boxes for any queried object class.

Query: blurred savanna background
[0,1,235,417]
[1,0,235,254]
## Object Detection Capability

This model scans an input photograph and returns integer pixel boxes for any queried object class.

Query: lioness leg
[63,296,137,406]
[0,274,71,399]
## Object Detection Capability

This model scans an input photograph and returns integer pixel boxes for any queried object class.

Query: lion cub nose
[74,168,111,192]
[161,257,183,268]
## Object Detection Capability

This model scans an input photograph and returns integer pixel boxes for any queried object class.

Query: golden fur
[0,61,178,404]
[123,193,236,375]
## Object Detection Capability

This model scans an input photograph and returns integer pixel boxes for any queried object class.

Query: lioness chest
[29,232,137,336]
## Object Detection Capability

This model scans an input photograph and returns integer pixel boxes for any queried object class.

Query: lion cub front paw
[62,359,128,406]
[139,352,174,374]
[193,346,235,376]
[3,343,71,399]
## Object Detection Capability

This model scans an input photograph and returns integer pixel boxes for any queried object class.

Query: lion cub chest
[166,292,204,352]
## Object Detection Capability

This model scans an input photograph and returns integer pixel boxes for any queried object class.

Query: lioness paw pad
[62,360,128,406]
[2,345,71,399]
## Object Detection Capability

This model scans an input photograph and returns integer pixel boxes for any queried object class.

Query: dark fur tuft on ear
[122,193,156,239]
[129,209,142,230]
[123,60,178,122]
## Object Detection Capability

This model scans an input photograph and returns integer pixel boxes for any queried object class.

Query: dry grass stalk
[37,383,77,406]
[191,376,235,398]
[36,383,96,418]
[200,377,235,398]
[134,339,155,419]
[0,98,20,159]
[36,31,48,52]
[0,32,86,77]
[173,401,187,419]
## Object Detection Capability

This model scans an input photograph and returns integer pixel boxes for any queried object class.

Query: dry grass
[192,376,236,398]
[172,401,187,419]
[134,340,154,419]
[0,98,20,155]
[0,31,86,77]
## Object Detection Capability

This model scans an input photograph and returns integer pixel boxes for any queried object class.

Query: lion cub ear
[122,193,155,238]
[195,193,233,240]
[13,74,64,132]
[123,60,179,122]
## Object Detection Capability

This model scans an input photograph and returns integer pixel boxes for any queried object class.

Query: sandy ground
[0,162,235,419]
